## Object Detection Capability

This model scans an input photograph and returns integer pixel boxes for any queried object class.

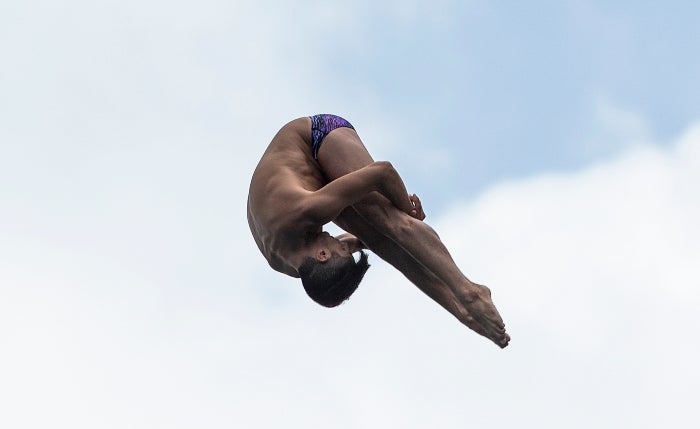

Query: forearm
[305,162,412,225]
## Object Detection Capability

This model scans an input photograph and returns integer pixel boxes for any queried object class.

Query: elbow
[371,161,397,184]
[372,160,395,172]
[373,160,392,167]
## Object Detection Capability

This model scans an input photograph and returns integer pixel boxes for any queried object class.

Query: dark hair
[298,251,370,308]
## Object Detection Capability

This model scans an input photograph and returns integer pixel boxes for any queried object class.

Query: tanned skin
[247,117,510,348]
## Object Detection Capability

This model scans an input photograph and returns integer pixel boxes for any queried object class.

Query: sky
[1,0,699,428]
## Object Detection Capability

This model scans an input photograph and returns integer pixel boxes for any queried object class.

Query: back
[247,118,327,275]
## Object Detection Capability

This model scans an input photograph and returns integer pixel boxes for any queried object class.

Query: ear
[316,248,330,263]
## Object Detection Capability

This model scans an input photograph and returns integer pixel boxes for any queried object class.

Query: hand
[373,161,417,216]
[336,233,367,253]
[409,193,426,221]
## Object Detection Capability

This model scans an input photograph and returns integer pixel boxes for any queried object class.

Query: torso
[247,117,328,277]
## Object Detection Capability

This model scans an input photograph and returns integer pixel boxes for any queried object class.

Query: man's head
[298,233,370,308]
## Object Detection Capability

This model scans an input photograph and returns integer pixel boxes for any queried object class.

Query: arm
[302,161,415,225]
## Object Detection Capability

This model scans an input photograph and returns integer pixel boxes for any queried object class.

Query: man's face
[314,232,352,262]
[321,232,352,257]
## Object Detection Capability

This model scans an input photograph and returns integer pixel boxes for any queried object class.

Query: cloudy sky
[1,1,699,428]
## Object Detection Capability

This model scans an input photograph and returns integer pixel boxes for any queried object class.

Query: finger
[410,210,424,221]
[412,193,422,208]
[408,194,420,213]
[410,194,420,211]
[411,194,426,220]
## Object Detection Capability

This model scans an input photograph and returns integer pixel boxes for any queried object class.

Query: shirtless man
[247,114,510,348]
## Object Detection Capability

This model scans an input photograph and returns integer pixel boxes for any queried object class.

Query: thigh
[316,127,375,180]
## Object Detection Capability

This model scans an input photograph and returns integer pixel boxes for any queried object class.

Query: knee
[394,214,418,237]
[374,208,416,238]
[355,198,422,237]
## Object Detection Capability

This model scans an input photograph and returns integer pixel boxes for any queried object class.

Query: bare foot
[454,305,490,339]
[457,283,510,348]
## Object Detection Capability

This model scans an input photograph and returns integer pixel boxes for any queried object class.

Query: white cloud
[437,122,700,428]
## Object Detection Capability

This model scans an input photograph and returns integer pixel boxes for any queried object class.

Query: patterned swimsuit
[309,114,355,159]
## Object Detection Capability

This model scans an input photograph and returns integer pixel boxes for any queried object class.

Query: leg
[333,207,490,339]
[318,128,509,347]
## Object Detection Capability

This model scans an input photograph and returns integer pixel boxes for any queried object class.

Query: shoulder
[267,252,301,278]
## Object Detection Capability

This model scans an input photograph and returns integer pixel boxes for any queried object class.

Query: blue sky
[308,1,700,203]
[1,1,699,428]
